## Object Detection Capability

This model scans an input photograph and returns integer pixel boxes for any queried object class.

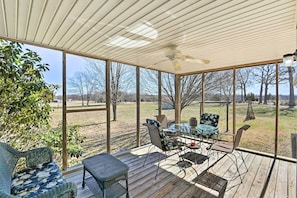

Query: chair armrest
[35,182,77,198]
[23,147,53,168]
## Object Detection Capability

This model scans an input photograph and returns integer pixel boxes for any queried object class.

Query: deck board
[264,159,279,198]
[248,156,272,198]
[64,144,296,198]
[224,152,255,197]
[288,162,297,198]
[275,160,289,198]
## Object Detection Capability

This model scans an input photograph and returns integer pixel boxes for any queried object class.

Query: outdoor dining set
[79,113,249,198]
[141,113,250,197]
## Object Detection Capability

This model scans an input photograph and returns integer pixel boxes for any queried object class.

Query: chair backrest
[0,142,22,194]
[155,115,168,128]
[200,113,220,127]
[146,118,162,129]
[143,123,163,150]
[234,125,250,148]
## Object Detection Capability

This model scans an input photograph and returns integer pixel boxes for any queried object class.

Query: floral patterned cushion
[200,113,219,127]
[11,162,66,197]
[163,137,185,151]
[197,124,219,136]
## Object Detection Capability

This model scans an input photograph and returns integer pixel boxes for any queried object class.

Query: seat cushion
[163,138,185,151]
[197,124,218,136]
[11,162,66,197]
[200,113,219,127]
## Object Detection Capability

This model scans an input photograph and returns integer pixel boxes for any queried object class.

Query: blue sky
[25,44,88,83]
[25,44,294,96]
[25,44,88,95]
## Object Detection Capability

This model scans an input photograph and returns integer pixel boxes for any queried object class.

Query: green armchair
[0,142,77,198]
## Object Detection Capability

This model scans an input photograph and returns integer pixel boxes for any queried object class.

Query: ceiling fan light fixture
[283,54,294,67]
[283,49,297,67]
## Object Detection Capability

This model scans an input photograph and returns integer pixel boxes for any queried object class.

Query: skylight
[106,22,158,48]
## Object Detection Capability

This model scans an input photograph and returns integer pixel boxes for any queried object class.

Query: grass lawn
[49,101,297,167]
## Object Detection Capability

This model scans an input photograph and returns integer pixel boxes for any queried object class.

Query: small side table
[193,171,227,198]
[82,153,129,198]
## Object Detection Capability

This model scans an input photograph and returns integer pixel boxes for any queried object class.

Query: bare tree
[68,69,98,106]
[84,59,133,120]
[286,65,295,108]
[110,62,134,121]
[217,71,233,102]
[236,68,253,102]
[85,59,106,90]
[142,70,218,112]
[253,64,287,104]
[68,72,85,106]
[83,71,98,106]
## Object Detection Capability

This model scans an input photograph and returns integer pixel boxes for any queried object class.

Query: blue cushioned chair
[0,142,77,198]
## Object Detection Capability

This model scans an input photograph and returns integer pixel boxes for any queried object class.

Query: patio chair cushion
[200,113,219,127]
[197,124,219,136]
[163,138,185,151]
[0,142,77,198]
[11,161,66,197]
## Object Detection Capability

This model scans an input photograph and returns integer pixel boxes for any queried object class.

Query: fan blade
[146,59,168,69]
[183,55,210,64]
[172,60,181,71]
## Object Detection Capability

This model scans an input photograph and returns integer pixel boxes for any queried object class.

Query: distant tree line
[58,93,159,103]
[66,59,297,121]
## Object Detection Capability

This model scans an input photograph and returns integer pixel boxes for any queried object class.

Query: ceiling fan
[151,45,210,71]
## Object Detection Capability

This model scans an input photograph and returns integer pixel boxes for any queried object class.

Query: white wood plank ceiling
[0,0,296,74]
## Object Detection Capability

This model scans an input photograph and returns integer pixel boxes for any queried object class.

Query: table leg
[82,166,86,188]
[126,174,129,198]
[103,188,106,198]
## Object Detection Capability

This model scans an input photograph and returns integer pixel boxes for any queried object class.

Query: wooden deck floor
[64,144,296,198]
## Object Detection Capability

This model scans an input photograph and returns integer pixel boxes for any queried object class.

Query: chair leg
[228,153,243,183]
[143,145,153,167]
[155,152,162,180]
[239,151,248,172]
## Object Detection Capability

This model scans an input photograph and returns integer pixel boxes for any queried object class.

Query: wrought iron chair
[207,125,250,183]
[143,119,185,179]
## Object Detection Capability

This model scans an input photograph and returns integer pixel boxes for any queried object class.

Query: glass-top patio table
[164,123,217,165]
[165,123,219,138]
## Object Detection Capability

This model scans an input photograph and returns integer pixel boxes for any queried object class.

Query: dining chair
[207,125,250,183]
[143,119,185,179]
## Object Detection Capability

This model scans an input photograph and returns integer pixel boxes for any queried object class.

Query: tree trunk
[86,95,90,106]
[241,85,244,102]
[81,95,84,106]
[264,83,269,104]
[243,83,247,102]
[259,82,263,104]
[112,103,117,121]
[288,66,295,108]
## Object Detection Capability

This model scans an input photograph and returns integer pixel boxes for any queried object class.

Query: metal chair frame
[207,125,250,184]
